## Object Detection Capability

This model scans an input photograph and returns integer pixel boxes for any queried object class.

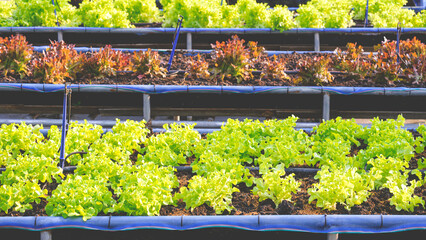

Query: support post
[322,92,330,121]
[143,94,151,122]
[327,233,339,240]
[314,33,320,52]
[187,32,192,50]
[57,31,63,42]
[41,230,53,240]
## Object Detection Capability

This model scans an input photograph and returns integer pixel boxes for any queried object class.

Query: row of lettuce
[0,115,426,219]
[2,34,426,85]
[0,0,425,29]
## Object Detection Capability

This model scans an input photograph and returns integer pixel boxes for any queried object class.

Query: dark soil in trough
[73,52,426,88]
[1,170,425,218]
[2,52,426,88]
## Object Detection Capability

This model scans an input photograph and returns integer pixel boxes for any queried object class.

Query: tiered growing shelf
[1,1,426,239]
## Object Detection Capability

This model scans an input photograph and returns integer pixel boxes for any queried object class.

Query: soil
[2,169,425,217]
[2,52,426,88]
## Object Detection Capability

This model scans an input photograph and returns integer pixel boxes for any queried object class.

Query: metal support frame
[143,93,151,121]
[187,32,192,50]
[322,93,330,121]
[314,33,320,52]
[57,31,63,42]
[41,230,53,240]
[327,233,339,240]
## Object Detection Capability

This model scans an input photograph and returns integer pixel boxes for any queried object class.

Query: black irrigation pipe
[0,166,320,174]
[174,166,321,174]
[2,166,424,175]
[33,46,339,55]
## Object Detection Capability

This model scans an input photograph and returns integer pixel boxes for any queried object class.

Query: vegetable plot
[0,116,425,220]
[2,34,426,87]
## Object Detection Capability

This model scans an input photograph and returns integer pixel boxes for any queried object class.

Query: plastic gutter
[1,121,422,132]
[2,27,426,34]
[1,84,426,96]
[1,215,426,233]
[32,46,336,55]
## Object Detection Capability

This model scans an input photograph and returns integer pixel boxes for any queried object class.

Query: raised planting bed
[0,116,426,216]
[0,116,426,240]
[1,34,426,88]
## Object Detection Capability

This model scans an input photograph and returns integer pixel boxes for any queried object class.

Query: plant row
[1,34,426,85]
[0,115,425,219]
[0,0,425,29]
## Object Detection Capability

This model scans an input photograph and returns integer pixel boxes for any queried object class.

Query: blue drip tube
[58,83,69,169]
[364,0,369,27]
[167,16,183,72]
[51,0,59,27]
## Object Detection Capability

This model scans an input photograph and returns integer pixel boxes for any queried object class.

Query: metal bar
[152,120,224,128]
[3,107,426,120]
[331,110,426,119]
[322,93,330,121]
[151,107,321,118]
[0,119,423,131]
[314,33,320,52]
[143,93,151,122]
[40,230,53,240]
[187,32,192,50]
